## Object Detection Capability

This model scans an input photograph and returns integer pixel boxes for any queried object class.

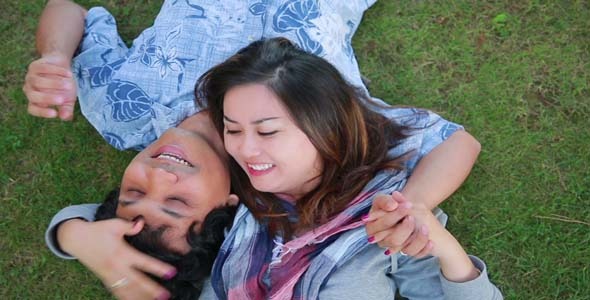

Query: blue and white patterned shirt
[73,0,376,150]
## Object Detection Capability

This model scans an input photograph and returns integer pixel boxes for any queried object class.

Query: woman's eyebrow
[223,115,280,124]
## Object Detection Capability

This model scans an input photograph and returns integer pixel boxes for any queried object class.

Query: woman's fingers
[374,215,414,251]
[128,248,177,280]
[399,225,431,257]
[364,194,398,223]
[107,269,171,300]
[366,201,411,237]
[413,240,435,259]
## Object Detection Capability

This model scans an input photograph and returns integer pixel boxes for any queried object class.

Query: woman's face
[117,127,235,253]
[223,83,323,200]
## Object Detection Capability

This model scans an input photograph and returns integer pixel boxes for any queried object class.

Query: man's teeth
[248,163,274,171]
[157,153,191,166]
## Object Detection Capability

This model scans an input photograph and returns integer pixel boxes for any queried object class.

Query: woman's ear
[227,194,239,206]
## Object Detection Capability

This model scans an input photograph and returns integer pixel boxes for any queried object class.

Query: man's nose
[151,164,179,183]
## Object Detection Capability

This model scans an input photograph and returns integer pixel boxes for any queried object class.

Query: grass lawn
[1,1,588,299]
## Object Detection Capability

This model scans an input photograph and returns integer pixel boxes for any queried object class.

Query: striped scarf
[211,170,406,299]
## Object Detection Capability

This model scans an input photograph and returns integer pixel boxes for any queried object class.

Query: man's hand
[365,191,433,258]
[23,54,77,120]
[58,218,175,300]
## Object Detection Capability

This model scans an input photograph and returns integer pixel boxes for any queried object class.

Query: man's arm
[402,130,481,210]
[36,0,87,60]
[23,0,86,120]
[365,130,481,256]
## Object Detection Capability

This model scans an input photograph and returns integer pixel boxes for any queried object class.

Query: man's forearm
[402,130,481,210]
[36,0,87,59]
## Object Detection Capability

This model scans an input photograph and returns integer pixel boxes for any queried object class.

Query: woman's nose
[239,134,261,158]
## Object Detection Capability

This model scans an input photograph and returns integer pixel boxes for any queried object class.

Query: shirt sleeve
[44,204,100,259]
[378,105,464,172]
[440,255,504,300]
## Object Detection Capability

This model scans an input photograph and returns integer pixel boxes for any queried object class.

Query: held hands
[365,192,481,282]
[364,191,434,258]
[58,218,175,300]
[23,54,77,120]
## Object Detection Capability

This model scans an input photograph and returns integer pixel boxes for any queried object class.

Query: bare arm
[36,0,87,59]
[366,130,481,257]
[23,0,87,120]
[402,130,481,210]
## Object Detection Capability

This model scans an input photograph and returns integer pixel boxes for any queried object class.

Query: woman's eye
[258,130,278,136]
[225,129,241,135]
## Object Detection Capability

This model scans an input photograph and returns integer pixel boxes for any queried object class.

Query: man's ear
[227,194,239,206]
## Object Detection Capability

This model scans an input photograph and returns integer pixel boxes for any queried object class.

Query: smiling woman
[196,37,501,299]
[222,83,324,201]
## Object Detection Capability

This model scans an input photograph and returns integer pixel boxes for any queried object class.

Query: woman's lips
[246,163,275,176]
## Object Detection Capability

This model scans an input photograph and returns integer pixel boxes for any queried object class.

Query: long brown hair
[196,38,407,238]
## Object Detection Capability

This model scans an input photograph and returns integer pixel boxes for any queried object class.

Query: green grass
[1,1,589,299]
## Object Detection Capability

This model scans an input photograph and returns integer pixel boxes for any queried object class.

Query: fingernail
[156,290,171,300]
[384,249,391,256]
[367,236,375,244]
[163,268,177,280]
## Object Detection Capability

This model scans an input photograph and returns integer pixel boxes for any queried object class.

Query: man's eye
[169,197,187,205]
[258,130,278,136]
[128,189,145,196]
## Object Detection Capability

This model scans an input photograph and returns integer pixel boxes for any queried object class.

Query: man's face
[117,127,235,253]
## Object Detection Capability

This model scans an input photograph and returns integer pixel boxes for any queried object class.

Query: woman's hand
[23,54,77,120]
[57,218,176,300]
[365,191,433,258]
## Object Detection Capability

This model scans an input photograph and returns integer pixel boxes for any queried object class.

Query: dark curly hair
[95,189,236,300]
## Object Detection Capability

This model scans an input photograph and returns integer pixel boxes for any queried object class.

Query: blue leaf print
[273,0,320,32]
[100,49,113,64]
[177,72,184,93]
[106,80,153,122]
[91,32,111,46]
[73,62,87,88]
[397,109,430,127]
[86,17,99,30]
[249,2,267,15]
[102,132,125,150]
[344,21,355,60]
[105,15,116,26]
[296,28,323,55]
[129,43,160,67]
[185,0,206,19]
[440,123,460,140]
[165,25,182,46]
[87,58,125,87]
[177,57,195,66]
